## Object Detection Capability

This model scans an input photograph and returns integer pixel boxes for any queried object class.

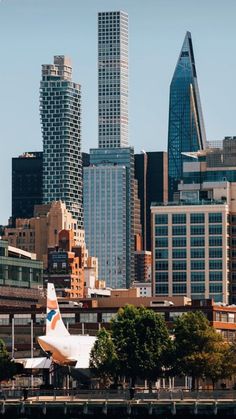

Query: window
[191,260,205,270]
[172,249,186,259]
[155,214,168,224]
[228,313,235,323]
[102,313,115,322]
[155,226,168,236]
[14,314,32,325]
[155,249,168,259]
[209,271,222,281]
[209,248,222,258]
[172,226,186,236]
[155,238,168,248]
[172,214,186,224]
[209,284,222,293]
[80,313,97,323]
[155,272,168,282]
[191,225,205,235]
[172,260,186,270]
[173,284,186,294]
[172,237,186,247]
[191,248,205,259]
[209,236,222,246]
[172,272,187,282]
[169,312,184,320]
[0,315,9,325]
[209,213,222,223]
[156,261,168,270]
[155,284,168,294]
[191,271,205,282]
[190,213,205,224]
[209,260,222,269]
[191,284,205,294]
[191,237,205,247]
[209,225,222,235]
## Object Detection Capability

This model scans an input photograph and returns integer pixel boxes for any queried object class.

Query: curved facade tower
[168,32,206,201]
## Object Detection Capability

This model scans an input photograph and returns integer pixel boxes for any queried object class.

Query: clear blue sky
[1,0,236,224]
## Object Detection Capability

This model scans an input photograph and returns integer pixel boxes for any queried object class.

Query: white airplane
[37,283,96,369]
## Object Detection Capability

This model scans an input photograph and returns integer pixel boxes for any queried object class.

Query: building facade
[84,147,135,288]
[40,56,83,227]
[152,203,229,304]
[167,32,206,201]
[135,151,168,251]
[0,240,43,289]
[12,152,43,225]
[4,201,85,268]
[98,11,128,148]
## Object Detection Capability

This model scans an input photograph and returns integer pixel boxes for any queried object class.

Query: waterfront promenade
[2,389,236,417]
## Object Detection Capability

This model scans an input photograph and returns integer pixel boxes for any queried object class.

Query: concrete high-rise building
[98,11,128,148]
[12,152,43,224]
[40,56,83,227]
[152,137,236,304]
[135,152,168,251]
[167,32,206,201]
[83,147,134,288]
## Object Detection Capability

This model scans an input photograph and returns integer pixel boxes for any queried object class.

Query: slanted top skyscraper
[40,56,83,228]
[167,32,206,201]
[98,11,128,148]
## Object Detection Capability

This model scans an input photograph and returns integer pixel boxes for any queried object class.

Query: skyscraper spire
[168,32,206,201]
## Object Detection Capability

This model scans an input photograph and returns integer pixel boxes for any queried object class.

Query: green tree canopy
[173,311,231,388]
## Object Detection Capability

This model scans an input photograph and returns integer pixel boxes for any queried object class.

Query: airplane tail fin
[46,283,70,337]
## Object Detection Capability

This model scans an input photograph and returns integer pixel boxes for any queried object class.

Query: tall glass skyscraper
[98,11,128,148]
[40,56,83,228]
[167,32,206,201]
[84,148,134,288]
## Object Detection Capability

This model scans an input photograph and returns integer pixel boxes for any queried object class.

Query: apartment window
[209,213,222,223]
[191,225,205,235]
[172,214,186,224]
[155,226,168,236]
[209,260,222,269]
[155,214,168,224]
[14,314,31,325]
[172,249,186,259]
[172,260,187,270]
[191,248,205,259]
[191,271,205,282]
[190,213,205,224]
[209,284,222,293]
[209,225,222,235]
[191,237,205,247]
[155,249,168,259]
[209,236,222,246]
[0,314,9,325]
[156,261,168,271]
[155,238,168,248]
[173,284,187,294]
[191,260,205,270]
[102,313,115,322]
[209,271,222,281]
[155,272,169,282]
[155,284,168,295]
[172,272,187,282]
[172,237,186,247]
[169,312,185,320]
[191,284,205,294]
[172,226,186,236]
[209,248,222,258]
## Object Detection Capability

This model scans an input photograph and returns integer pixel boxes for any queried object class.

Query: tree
[110,305,172,386]
[0,339,17,382]
[173,311,230,389]
[89,328,119,387]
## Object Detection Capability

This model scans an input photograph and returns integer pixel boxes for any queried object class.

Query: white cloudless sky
[1,0,236,224]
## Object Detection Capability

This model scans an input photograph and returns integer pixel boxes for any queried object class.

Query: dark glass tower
[12,152,43,224]
[168,32,206,201]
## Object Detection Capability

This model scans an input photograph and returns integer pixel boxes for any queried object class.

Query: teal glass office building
[40,56,83,228]
[167,32,206,201]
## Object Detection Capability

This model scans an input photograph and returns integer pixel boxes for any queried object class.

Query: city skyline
[1,0,236,223]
